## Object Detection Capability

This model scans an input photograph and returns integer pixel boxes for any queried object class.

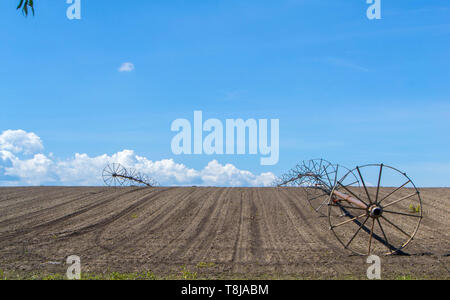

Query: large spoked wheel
[123,169,142,187]
[102,163,128,187]
[301,159,359,216]
[328,164,423,256]
[123,169,158,187]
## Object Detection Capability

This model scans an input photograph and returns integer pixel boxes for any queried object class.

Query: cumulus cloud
[0,130,276,187]
[201,160,275,186]
[0,129,43,154]
[4,154,54,185]
[118,62,135,72]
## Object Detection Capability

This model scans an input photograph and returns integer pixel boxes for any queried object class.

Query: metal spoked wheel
[102,163,128,187]
[123,169,141,187]
[300,159,360,216]
[328,164,423,256]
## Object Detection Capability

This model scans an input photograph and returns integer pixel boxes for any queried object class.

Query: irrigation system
[276,159,423,256]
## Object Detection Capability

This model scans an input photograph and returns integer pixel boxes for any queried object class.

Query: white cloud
[0,129,43,154]
[118,62,135,72]
[0,150,16,162]
[200,160,275,186]
[4,154,54,185]
[0,129,276,187]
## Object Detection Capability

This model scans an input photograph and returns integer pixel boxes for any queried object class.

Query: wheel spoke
[357,166,372,205]
[378,180,411,204]
[104,176,113,185]
[334,164,339,185]
[345,216,369,248]
[343,180,359,188]
[368,218,375,255]
[324,168,333,189]
[331,212,367,229]
[381,216,411,238]
[312,160,318,172]
[307,192,326,202]
[376,218,393,254]
[375,164,383,204]
[316,197,329,211]
[382,210,422,218]
[383,192,418,209]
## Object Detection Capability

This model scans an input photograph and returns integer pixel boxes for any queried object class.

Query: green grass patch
[0,269,445,280]
[196,262,216,269]
[180,265,198,280]
[395,274,416,280]
[0,270,6,280]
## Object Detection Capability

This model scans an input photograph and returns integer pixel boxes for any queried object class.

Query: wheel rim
[302,160,360,216]
[102,163,128,187]
[328,164,423,256]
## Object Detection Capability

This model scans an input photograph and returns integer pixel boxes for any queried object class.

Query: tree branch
[17,0,35,16]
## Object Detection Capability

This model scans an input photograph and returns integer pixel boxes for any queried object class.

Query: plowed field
[0,187,448,279]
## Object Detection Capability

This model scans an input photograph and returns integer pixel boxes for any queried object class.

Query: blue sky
[0,0,449,186]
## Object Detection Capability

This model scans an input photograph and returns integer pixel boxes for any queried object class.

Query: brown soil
[0,187,448,279]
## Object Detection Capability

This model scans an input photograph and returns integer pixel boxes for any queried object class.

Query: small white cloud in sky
[118,62,135,72]
[0,129,43,154]
[0,129,276,187]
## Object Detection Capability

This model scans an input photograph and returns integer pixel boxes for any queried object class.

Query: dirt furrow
[163,188,229,263]
[0,187,448,279]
